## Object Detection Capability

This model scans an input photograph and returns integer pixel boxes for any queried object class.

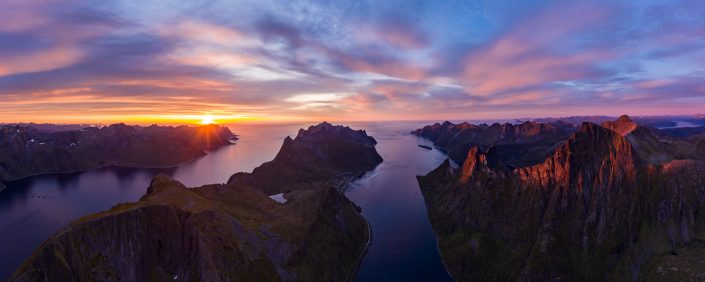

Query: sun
[199,115,216,125]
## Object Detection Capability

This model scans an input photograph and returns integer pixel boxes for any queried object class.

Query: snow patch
[269,193,287,204]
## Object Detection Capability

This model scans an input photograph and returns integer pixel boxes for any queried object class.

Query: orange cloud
[0,45,83,76]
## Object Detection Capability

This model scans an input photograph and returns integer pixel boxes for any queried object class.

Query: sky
[0,0,704,124]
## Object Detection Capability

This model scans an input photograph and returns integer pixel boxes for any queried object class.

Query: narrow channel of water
[346,122,452,281]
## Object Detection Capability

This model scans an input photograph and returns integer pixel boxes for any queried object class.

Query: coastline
[338,168,378,281]
[349,216,373,282]
[434,233,456,281]
[0,147,229,191]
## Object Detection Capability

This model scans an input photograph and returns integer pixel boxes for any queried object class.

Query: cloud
[1,0,705,123]
[285,92,354,110]
[458,1,621,97]
[0,45,83,76]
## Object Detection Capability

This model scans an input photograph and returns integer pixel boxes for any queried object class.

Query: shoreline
[348,203,373,282]
[338,166,379,281]
[0,145,233,191]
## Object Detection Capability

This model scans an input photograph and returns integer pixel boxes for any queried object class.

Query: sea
[0,121,458,281]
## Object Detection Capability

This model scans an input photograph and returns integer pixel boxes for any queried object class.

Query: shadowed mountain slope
[0,124,236,190]
[411,120,574,167]
[229,122,383,195]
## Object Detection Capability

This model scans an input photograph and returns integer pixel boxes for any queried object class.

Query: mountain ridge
[0,123,237,191]
[417,116,705,280]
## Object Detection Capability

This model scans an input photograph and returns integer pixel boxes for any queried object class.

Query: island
[416,115,705,280]
[0,123,237,191]
[11,122,383,281]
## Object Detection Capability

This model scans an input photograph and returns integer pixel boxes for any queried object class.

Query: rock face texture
[229,122,383,195]
[11,122,381,282]
[602,115,639,136]
[0,124,236,189]
[411,120,574,167]
[417,116,705,281]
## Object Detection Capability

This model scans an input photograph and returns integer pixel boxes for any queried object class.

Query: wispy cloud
[1,0,704,123]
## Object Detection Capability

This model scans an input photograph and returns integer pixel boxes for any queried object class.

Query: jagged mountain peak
[228,122,383,195]
[602,114,638,136]
[460,147,489,183]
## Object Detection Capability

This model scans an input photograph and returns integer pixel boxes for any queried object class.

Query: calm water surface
[0,122,451,281]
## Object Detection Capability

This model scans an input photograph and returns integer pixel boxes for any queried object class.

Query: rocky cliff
[411,120,574,166]
[418,116,705,281]
[11,122,381,281]
[229,122,383,195]
[0,124,236,189]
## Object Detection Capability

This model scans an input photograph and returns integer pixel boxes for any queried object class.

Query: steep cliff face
[229,122,383,195]
[0,124,236,188]
[602,115,639,136]
[12,122,379,281]
[411,120,573,166]
[418,117,705,281]
[11,175,369,282]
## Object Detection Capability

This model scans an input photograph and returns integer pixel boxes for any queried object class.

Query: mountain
[602,114,638,136]
[229,122,383,195]
[417,116,705,281]
[11,122,382,281]
[0,124,236,190]
[411,120,574,167]
[529,115,616,125]
[525,115,704,129]
[0,123,95,133]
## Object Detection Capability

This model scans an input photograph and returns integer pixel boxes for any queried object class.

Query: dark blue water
[0,122,451,281]
[346,122,452,281]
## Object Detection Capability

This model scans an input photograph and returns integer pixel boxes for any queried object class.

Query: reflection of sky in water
[346,122,452,281]
[0,121,457,280]
[658,121,700,129]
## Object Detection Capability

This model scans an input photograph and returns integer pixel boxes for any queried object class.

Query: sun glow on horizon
[199,115,216,125]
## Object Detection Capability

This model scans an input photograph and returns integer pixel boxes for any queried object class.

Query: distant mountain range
[415,115,705,280]
[518,114,705,128]
[0,123,236,191]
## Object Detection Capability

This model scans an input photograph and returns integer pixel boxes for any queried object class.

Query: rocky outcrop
[602,115,638,136]
[12,122,380,281]
[411,121,573,166]
[229,122,383,195]
[418,117,705,281]
[0,124,236,187]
